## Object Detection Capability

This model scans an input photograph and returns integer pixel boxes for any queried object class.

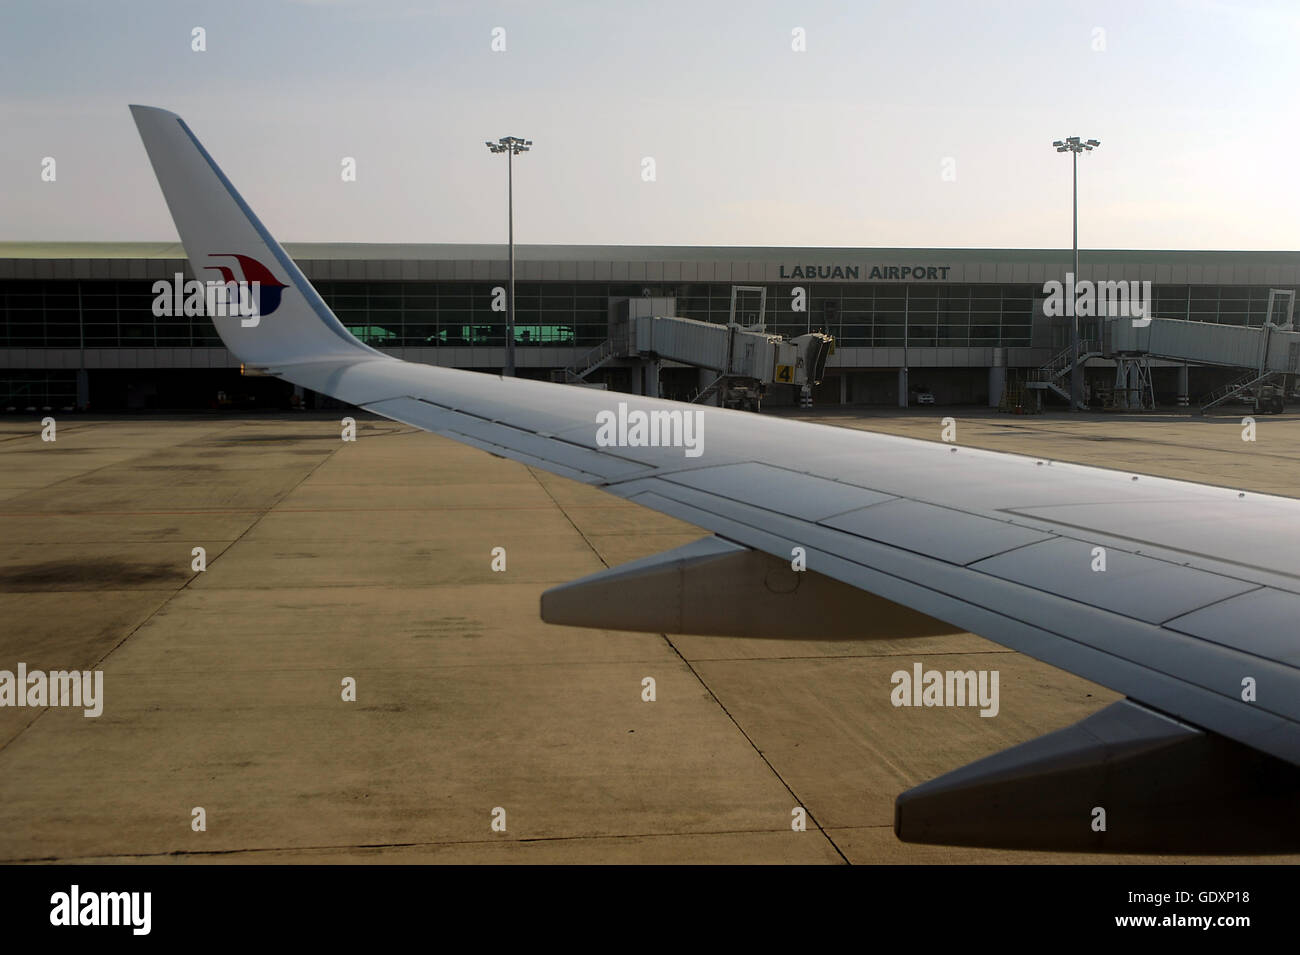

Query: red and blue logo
[203,254,288,316]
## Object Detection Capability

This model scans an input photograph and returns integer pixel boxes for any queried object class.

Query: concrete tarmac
[0,407,1296,864]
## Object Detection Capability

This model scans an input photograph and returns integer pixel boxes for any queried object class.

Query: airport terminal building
[1,242,1297,410]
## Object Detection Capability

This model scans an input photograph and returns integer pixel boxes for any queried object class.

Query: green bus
[425,324,576,346]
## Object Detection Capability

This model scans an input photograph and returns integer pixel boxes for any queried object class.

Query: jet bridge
[1107,317,1298,374]
[1105,295,1300,412]
[625,313,832,410]
[557,291,833,411]
[1026,289,1298,412]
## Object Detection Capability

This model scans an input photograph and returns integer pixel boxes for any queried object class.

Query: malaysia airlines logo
[205,254,288,319]
[151,253,288,328]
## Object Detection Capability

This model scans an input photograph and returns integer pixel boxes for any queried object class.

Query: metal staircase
[691,374,726,404]
[1027,340,1101,408]
[1197,370,1280,415]
[551,339,617,384]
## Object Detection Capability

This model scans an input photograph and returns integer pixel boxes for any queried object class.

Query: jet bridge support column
[1177,364,1189,408]
[1113,356,1155,410]
[644,361,660,398]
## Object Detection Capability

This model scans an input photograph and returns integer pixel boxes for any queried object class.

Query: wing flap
[970,537,1260,624]
[1167,588,1300,665]
[820,498,1054,565]
[659,463,897,520]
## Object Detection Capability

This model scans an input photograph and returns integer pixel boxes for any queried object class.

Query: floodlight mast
[1052,136,1100,410]
[484,136,532,376]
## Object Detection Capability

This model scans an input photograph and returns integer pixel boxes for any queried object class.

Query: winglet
[130,105,383,368]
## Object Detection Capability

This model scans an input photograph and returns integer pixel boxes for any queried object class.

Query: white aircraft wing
[132,105,1300,853]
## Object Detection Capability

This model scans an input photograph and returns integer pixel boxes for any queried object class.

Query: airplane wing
[131,104,1300,853]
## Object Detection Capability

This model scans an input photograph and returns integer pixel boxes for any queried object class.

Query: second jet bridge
[1106,307,1300,412]
[559,294,833,410]
[628,313,832,409]
[1107,316,1299,375]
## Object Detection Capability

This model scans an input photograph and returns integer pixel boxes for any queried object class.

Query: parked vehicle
[1254,383,1285,414]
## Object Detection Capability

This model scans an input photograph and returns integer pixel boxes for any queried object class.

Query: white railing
[1031,340,1100,382]
[563,339,616,382]
[1198,370,1276,414]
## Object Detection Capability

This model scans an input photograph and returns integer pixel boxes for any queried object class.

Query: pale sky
[2,0,1298,250]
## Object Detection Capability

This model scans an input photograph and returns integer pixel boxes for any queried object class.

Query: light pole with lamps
[1052,136,1100,410]
[485,136,532,377]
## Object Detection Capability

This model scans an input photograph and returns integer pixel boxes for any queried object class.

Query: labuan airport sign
[778,264,953,280]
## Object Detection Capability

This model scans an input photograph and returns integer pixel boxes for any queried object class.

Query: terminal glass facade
[0,279,1294,350]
